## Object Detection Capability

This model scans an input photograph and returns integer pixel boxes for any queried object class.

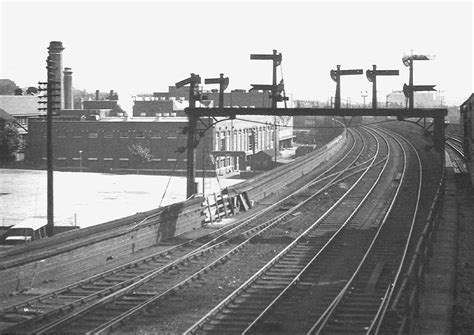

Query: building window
[56,157,67,167]
[171,112,177,117]
[155,113,162,117]
[163,113,170,117]
[140,112,147,116]
[119,158,129,168]
[88,132,98,138]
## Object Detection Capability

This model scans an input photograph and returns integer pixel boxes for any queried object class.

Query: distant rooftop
[0,95,42,116]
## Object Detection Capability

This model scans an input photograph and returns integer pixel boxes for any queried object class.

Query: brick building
[386,90,443,108]
[131,86,294,173]
[26,118,198,174]
[26,83,294,175]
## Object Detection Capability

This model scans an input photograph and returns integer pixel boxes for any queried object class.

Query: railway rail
[0,126,371,333]
[307,127,421,334]
[184,126,404,334]
[445,135,468,174]
[39,127,378,334]
[1,124,440,334]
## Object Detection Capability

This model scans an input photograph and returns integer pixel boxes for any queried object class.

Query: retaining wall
[0,128,348,293]
[0,198,204,293]
[226,128,348,203]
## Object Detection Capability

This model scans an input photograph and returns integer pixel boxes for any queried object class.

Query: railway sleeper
[71,315,111,324]
[325,320,371,331]
[263,269,301,276]
[224,305,266,314]
[213,312,257,320]
[76,285,104,291]
[272,261,305,267]
[231,297,272,306]
[341,295,382,304]
[27,299,63,307]
[58,291,93,297]
[130,291,160,297]
[111,300,142,307]
[0,313,36,322]
[254,280,292,287]
[246,285,287,292]
[57,324,96,334]
[284,253,314,259]
[236,292,279,302]
[88,281,117,288]
[200,323,246,334]
[54,294,87,301]
[206,318,255,327]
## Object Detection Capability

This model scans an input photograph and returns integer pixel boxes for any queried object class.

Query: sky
[0,0,472,111]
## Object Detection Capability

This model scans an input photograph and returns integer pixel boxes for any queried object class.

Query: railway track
[1,124,439,335]
[307,127,422,334]
[183,126,405,334]
[37,128,378,334]
[445,135,468,174]
[0,127,373,333]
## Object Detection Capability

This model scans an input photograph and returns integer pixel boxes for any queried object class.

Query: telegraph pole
[38,56,61,236]
[176,73,201,198]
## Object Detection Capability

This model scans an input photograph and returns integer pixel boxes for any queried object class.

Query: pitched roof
[0,95,41,116]
[460,93,474,109]
[0,108,15,121]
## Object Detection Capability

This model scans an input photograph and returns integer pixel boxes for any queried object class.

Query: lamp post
[79,150,83,172]
[361,90,368,108]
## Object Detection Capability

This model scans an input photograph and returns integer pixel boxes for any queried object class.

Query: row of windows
[139,112,178,117]
[43,157,187,162]
[47,133,184,140]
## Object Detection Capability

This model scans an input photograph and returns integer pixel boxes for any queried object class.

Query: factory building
[25,41,294,175]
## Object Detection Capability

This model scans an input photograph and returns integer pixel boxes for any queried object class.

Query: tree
[128,143,153,163]
[0,123,20,161]
[26,87,38,95]
[0,79,19,95]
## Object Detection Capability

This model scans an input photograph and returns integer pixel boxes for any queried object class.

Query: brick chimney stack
[63,67,73,109]
[47,41,64,109]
